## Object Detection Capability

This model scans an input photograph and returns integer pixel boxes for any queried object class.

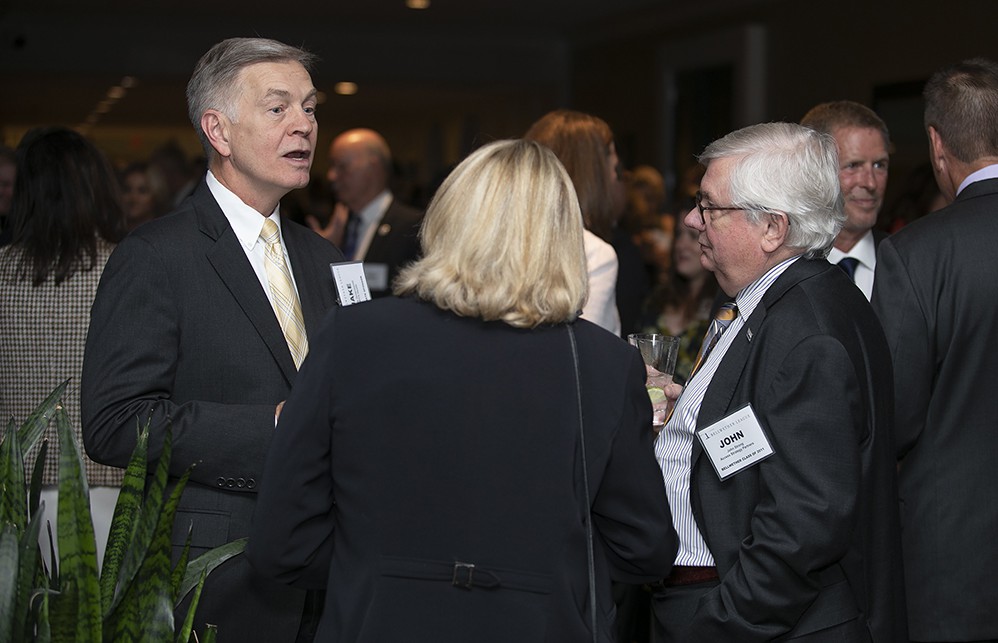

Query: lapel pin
[378,223,391,236]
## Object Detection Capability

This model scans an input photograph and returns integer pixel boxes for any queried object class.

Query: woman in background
[526,110,624,336]
[639,222,720,385]
[119,160,169,231]
[0,127,126,565]
[248,139,676,641]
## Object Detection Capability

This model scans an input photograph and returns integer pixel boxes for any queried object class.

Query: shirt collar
[734,255,801,320]
[957,163,998,196]
[357,190,392,225]
[206,170,281,251]
[826,229,876,270]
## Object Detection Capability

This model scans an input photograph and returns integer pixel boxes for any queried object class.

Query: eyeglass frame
[693,190,788,227]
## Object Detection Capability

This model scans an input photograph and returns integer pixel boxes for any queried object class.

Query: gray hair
[699,122,844,259]
[186,38,317,157]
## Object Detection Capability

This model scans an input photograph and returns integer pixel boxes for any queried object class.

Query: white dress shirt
[827,229,877,300]
[206,171,301,313]
[351,189,393,261]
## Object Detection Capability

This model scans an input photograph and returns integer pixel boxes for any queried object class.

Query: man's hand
[306,202,349,245]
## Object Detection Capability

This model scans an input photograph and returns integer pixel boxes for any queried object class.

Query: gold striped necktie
[260,218,308,369]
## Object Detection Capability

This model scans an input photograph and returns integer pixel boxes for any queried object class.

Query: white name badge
[696,403,775,480]
[363,262,390,292]
[330,261,372,306]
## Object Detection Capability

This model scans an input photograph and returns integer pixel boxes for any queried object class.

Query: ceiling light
[406,0,430,8]
[334,82,358,96]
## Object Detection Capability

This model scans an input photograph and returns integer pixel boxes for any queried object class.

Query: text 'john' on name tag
[696,403,775,480]
[330,261,372,306]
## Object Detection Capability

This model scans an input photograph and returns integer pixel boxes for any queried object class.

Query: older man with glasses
[650,122,907,642]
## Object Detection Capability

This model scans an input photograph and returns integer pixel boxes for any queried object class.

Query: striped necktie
[260,219,308,369]
[689,302,738,381]
[664,302,738,424]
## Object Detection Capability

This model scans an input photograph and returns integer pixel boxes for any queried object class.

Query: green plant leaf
[107,466,192,642]
[52,407,101,642]
[176,537,246,604]
[35,588,51,643]
[107,424,172,618]
[170,528,192,605]
[28,439,47,520]
[0,416,27,534]
[13,503,45,642]
[174,566,205,643]
[100,423,148,614]
[15,380,67,455]
[0,523,19,643]
[202,623,218,643]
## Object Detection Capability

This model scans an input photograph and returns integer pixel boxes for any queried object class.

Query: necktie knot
[260,218,280,245]
[837,257,860,281]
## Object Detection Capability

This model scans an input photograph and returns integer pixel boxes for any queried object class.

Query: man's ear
[928,126,947,175]
[201,110,232,159]
[760,211,790,253]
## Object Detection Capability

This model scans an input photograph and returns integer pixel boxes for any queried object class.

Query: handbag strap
[567,324,599,643]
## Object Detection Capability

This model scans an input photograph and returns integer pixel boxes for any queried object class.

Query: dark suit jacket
[360,199,423,297]
[872,177,998,641]
[688,258,906,642]
[81,180,343,642]
[247,297,677,642]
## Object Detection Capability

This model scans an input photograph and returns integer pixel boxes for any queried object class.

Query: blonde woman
[249,139,676,642]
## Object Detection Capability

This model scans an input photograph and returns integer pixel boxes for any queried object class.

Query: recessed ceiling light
[334,82,358,96]
[406,0,430,9]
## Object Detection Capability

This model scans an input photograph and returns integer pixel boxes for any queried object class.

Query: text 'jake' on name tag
[696,403,775,480]
[330,261,372,306]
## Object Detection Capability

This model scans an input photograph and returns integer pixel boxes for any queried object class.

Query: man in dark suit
[651,122,906,641]
[873,58,998,643]
[801,100,891,300]
[308,128,422,296]
[81,38,342,642]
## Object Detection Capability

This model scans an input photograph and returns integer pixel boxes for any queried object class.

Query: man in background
[309,128,423,296]
[82,37,342,642]
[801,100,891,300]
[873,57,998,643]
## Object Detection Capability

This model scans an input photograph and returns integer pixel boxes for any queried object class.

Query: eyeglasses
[694,190,747,226]
[694,191,786,227]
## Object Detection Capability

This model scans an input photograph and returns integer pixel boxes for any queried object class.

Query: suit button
[247,478,257,489]
[226,478,235,488]
[237,478,246,488]
[216,477,226,487]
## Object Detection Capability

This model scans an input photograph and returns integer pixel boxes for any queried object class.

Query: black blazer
[688,258,906,641]
[247,297,677,642]
[873,177,998,641]
[361,199,423,296]
[82,180,343,642]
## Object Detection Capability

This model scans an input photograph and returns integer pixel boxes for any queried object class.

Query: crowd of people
[1,35,995,643]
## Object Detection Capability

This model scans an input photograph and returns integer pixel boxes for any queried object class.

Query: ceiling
[0,0,698,131]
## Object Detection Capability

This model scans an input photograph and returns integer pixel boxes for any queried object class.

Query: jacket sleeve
[592,349,677,583]
[81,234,277,488]
[246,309,339,589]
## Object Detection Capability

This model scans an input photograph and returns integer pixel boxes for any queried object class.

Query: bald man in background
[310,128,423,297]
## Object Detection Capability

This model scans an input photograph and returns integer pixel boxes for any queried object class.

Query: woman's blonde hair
[394,139,588,328]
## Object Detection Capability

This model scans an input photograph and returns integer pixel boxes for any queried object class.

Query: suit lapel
[691,259,826,469]
[194,185,298,384]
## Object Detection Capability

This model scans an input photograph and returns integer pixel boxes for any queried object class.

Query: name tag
[330,261,372,306]
[696,404,775,480]
[363,262,390,292]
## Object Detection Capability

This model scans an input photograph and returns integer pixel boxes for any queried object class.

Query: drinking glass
[627,333,680,427]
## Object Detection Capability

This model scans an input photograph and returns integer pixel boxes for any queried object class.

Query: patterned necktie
[341,211,360,260]
[260,219,308,369]
[689,302,739,381]
[837,257,860,282]
[663,302,738,425]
